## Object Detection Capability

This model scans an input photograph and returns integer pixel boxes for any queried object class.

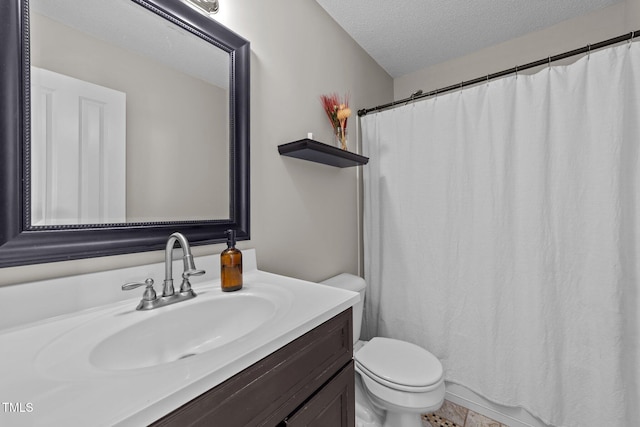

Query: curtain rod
[357,30,639,117]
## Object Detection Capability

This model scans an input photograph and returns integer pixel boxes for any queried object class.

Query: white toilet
[321,273,445,427]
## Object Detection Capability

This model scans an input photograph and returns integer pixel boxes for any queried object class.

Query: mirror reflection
[30,0,230,225]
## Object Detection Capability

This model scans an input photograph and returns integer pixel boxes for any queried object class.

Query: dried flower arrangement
[320,93,351,150]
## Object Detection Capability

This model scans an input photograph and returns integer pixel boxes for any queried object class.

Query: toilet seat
[355,361,444,393]
[355,337,443,392]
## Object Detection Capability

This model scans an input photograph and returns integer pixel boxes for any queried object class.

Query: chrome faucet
[122,232,205,310]
[163,232,205,297]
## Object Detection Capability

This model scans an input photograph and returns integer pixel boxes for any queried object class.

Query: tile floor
[423,400,509,427]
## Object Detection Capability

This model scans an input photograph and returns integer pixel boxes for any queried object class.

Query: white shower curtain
[361,42,639,427]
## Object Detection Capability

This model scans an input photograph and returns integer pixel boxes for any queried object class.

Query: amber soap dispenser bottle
[221,229,242,291]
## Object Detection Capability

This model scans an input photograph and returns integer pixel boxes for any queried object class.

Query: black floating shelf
[278,139,369,168]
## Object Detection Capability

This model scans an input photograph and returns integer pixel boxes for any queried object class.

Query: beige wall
[395,0,640,100]
[214,0,392,280]
[0,0,393,286]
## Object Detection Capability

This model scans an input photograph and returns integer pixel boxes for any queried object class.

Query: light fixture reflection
[186,0,219,14]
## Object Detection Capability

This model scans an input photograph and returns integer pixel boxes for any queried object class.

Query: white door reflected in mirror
[31,67,126,225]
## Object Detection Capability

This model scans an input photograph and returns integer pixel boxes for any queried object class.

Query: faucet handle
[122,278,157,301]
[185,268,205,277]
[179,269,205,294]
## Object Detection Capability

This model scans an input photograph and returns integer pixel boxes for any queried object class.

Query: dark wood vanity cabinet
[152,308,355,427]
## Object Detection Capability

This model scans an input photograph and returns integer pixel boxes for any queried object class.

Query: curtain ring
[515,65,518,79]
[405,89,423,106]
[460,81,464,94]
[587,44,591,60]
[548,56,551,69]
[629,31,634,48]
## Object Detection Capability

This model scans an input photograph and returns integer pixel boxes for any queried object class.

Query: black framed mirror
[0,0,250,268]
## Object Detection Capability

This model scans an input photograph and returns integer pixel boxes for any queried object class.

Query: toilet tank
[320,273,366,345]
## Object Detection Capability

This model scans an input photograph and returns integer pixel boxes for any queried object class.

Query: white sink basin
[2,261,360,427]
[91,292,279,370]
[35,283,294,378]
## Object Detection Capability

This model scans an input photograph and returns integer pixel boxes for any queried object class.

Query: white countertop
[0,255,359,426]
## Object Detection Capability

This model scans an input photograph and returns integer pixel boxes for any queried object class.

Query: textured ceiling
[315,0,623,78]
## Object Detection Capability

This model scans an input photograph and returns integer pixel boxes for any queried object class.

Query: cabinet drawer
[152,308,353,427]
[284,360,355,427]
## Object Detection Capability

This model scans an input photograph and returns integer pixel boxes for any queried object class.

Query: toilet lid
[355,337,443,388]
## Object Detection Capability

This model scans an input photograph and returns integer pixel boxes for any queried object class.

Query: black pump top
[226,229,236,248]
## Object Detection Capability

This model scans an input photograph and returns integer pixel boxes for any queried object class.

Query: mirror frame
[0,0,250,268]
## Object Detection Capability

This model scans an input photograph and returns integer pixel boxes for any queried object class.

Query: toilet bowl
[321,274,445,427]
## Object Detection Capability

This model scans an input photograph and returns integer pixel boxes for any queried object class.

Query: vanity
[0,250,359,426]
